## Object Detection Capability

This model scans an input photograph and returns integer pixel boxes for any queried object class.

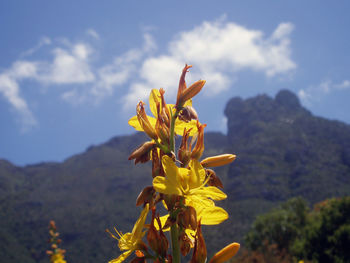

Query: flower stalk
[107,64,240,263]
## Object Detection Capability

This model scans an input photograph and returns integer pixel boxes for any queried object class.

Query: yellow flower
[153,156,228,225]
[128,89,198,137]
[50,252,66,263]
[108,204,149,263]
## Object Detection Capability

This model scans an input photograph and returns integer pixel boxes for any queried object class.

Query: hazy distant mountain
[1,90,349,263]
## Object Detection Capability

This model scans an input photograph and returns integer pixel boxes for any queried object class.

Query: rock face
[1,90,350,263]
[224,89,350,202]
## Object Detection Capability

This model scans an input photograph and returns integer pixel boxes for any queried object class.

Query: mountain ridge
[1,89,350,263]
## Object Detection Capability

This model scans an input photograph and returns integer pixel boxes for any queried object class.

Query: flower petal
[109,250,133,263]
[188,159,206,189]
[191,186,227,200]
[131,204,149,241]
[153,176,182,195]
[149,89,160,118]
[199,206,229,225]
[128,115,157,132]
[155,215,170,232]
[162,156,184,191]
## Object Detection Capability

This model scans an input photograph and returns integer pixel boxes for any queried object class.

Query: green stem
[169,109,180,152]
[170,223,180,263]
[155,139,170,154]
[169,107,181,262]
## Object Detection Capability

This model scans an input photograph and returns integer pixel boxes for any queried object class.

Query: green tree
[304,197,350,263]
[245,197,309,257]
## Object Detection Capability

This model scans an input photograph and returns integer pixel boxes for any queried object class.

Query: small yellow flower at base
[108,204,149,263]
[50,252,67,263]
[209,242,240,263]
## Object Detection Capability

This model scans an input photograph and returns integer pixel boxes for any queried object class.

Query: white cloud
[334,80,350,90]
[41,43,95,84]
[0,42,95,129]
[64,33,157,104]
[0,72,37,130]
[298,79,350,105]
[86,29,100,40]
[20,37,51,57]
[123,18,296,108]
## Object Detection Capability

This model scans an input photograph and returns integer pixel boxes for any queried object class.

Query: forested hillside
[1,90,349,262]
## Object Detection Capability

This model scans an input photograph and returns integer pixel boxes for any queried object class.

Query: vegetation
[233,196,350,263]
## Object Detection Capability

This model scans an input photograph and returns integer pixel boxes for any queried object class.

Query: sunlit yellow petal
[186,195,215,209]
[131,204,149,240]
[188,159,206,189]
[109,250,133,263]
[191,186,227,200]
[174,119,198,136]
[162,156,184,189]
[155,215,170,232]
[199,206,229,225]
[128,115,157,132]
[149,89,160,117]
[128,116,142,131]
[153,176,182,195]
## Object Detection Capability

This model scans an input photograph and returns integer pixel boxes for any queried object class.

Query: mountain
[1,90,350,263]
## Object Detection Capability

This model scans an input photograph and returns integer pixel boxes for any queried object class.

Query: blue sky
[1,1,350,166]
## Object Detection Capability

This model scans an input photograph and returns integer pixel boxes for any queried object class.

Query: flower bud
[129,141,155,164]
[156,216,169,258]
[137,101,158,140]
[178,128,192,167]
[49,220,56,230]
[130,256,146,263]
[179,230,192,257]
[190,222,207,263]
[209,243,240,263]
[201,154,236,168]
[191,122,206,160]
[136,186,156,207]
[206,169,224,189]
[176,65,205,109]
[159,88,171,127]
[179,80,205,107]
[177,206,197,230]
[147,209,160,253]
[176,64,192,108]
[135,250,145,258]
[179,106,198,122]
[156,111,170,145]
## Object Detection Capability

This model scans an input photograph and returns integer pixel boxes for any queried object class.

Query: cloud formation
[1,19,296,130]
[124,18,296,108]
[298,79,350,105]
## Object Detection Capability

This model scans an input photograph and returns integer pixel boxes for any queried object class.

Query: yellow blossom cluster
[108,64,240,263]
[46,221,67,263]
